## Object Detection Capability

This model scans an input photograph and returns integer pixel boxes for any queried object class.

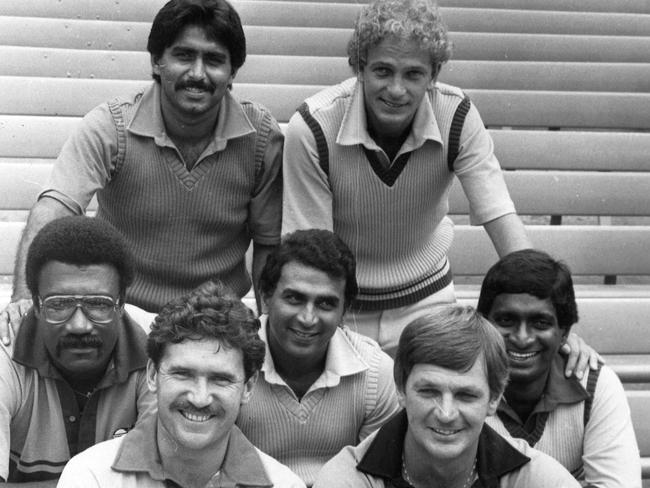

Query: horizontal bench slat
[286,0,650,13]
[450,225,650,276]
[3,2,650,35]
[7,0,646,16]
[2,223,648,276]
[3,77,650,128]
[3,16,650,62]
[449,171,650,216]
[4,46,650,94]
[4,161,647,217]
[2,116,649,171]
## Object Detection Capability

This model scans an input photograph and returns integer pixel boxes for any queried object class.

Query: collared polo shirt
[0,309,153,482]
[495,354,588,445]
[237,317,399,486]
[336,79,443,167]
[57,412,306,487]
[39,81,283,310]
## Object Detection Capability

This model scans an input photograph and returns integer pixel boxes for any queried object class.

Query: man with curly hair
[58,281,305,488]
[282,0,530,354]
[0,216,154,486]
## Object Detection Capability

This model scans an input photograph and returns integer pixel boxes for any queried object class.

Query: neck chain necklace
[402,454,477,488]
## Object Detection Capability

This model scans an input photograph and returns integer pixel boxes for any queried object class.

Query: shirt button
[68,416,76,422]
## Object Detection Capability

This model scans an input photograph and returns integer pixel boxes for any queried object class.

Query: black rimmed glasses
[38,295,121,324]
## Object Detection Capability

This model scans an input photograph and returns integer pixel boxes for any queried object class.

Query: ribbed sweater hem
[351,266,453,311]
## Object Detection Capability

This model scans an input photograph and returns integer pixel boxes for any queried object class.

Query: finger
[574,350,590,380]
[0,312,10,346]
[564,350,578,378]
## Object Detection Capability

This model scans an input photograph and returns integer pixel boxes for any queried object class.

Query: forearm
[483,213,531,258]
[252,242,275,314]
[11,198,75,300]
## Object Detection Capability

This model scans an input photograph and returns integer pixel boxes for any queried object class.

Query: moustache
[57,334,103,354]
[171,399,224,418]
[175,79,216,93]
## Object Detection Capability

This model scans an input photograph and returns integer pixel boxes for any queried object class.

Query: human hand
[0,298,32,346]
[560,332,603,379]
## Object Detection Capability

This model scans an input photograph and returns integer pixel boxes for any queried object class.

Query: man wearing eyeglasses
[0,216,154,486]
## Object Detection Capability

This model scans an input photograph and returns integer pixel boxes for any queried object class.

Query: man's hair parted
[147,280,265,380]
[259,229,358,308]
[394,304,509,400]
[347,0,452,74]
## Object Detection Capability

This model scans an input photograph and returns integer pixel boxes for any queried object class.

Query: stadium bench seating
[0,0,649,479]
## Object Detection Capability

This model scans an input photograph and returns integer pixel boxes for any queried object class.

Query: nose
[188,57,206,79]
[64,306,93,334]
[510,322,534,347]
[387,76,407,97]
[434,393,458,423]
[187,377,213,408]
[296,303,318,328]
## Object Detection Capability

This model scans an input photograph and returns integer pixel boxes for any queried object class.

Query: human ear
[146,359,159,393]
[240,371,258,405]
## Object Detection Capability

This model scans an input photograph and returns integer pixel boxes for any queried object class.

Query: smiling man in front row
[0,216,153,486]
[58,282,305,488]
[315,305,580,488]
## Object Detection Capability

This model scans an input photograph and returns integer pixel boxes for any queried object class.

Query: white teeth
[432,428,459,436]
[181,411,212,422]
[293,330,315,338]
[508,351,539,361]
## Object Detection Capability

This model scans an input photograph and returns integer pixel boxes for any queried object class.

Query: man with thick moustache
[1,0,282,342]
[0,216,154,486]
[58,281,305,488]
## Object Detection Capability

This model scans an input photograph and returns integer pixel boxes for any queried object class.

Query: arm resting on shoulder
[0,198,74,345]
[483,213,531,258]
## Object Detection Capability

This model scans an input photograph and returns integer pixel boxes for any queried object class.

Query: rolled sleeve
[40,103,119,214]
[248,115,283,246]
[453,103,516,225]
[282,111,334,234]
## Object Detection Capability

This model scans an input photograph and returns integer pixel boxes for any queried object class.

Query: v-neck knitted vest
[299,80,468,310]
[96,93,275,311]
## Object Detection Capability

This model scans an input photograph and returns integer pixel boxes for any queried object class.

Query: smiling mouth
[381,98,407,109]
[431,427,462,436]
[180,410,214,423]
[508,350,540,362]
[291,329,318,340]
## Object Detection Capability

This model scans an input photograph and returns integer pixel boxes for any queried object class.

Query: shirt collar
[113,413,272,487]
[127,83,256,153]
[258,316,368,389]
[499,354,589,417]
[13,308,148,386]
[357,410,531,487]
[336,78,443,153]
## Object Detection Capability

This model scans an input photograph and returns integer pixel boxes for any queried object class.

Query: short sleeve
[453,102,516,225]
[281,111,334,234]
[0,345,21,481]
[40,103,120,214]
[248,112,283,245]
